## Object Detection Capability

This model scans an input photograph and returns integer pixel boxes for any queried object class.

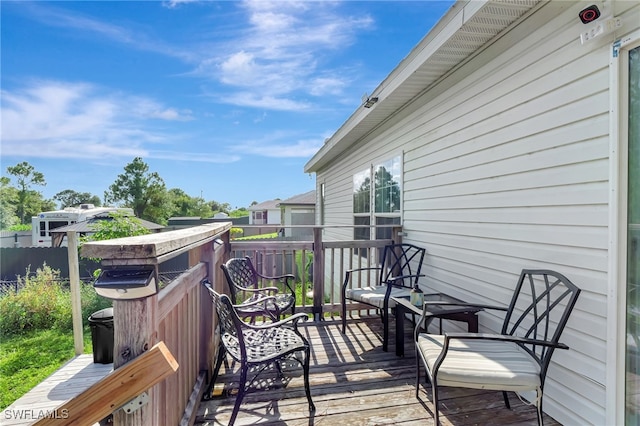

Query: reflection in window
[352,156,402,256]
[353,169,371,214]
[320,183,325,225]
[626,44,640,426]
[374,157,401,213]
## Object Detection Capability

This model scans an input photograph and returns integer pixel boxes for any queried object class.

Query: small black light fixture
[363,96,378,108]
[579,4,601,24]
[94,265,157,300]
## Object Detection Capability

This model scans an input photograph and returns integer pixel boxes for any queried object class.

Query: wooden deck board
[195,317,561,425]
[3,354,112,426]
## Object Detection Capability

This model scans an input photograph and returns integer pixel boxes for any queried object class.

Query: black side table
[392,293,482,357]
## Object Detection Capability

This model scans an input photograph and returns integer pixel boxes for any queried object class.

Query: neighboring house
[248,199,281,225]
[277,190,316,239]
[305,1,640,425]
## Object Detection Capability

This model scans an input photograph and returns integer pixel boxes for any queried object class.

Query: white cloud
[22,3,196,62]
[151,150,241,163]
[162,0,199,9]
[199,0,374,108]
[18,1,374,111]
[0,80,205,160]
[231,135,323,158]
[222,93,310,111]
[309,76,347,97]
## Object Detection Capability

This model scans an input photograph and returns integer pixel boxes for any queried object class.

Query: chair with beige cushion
[341,243,425,351]
[415,269,581,426]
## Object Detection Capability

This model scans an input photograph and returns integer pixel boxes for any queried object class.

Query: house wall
[314,2,640,424]
[282,206,315,239]
[249,208,281,225]
[266,208,282,225]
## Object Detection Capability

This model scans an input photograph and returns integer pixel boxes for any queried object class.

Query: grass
[0,272,320,410]
[0,328,93,410]
[233,232,279,240]
[0,264,111,410]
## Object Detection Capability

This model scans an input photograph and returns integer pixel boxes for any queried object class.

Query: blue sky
[1,0,453,209]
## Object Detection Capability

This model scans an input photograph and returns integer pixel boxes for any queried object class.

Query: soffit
[304,0,541,173]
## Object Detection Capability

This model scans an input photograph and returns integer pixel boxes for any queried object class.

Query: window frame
[352,153,403,244]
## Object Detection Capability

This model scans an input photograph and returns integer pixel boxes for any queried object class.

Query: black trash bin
[88,307,114,364]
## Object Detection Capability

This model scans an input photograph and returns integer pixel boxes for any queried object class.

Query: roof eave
[304,0,540,173]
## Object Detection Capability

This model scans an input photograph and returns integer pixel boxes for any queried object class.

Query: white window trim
[607,28,640,426]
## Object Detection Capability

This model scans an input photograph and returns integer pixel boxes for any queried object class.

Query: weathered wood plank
[157,263,206,320]
[80,223,231,261]
[32,342,178,426]
[195,317,560,426]
[2,356,112,426]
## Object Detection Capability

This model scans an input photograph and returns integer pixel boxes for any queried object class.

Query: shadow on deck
[195,316,560,426]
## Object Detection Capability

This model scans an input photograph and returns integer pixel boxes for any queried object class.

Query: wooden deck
[195,316,561,426]
[3,354,112,425]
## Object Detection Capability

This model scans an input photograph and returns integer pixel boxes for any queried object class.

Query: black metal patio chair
[414,269,581,426]
[202,281,315,425]
[221,256,296,322]
[341,243,426,351]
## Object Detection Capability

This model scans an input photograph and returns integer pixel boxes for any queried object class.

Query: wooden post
[393,226,403,244]
[79,223,232,425]
[112,293,158,426]
[312,227,324,321]
[67,231,84,355]
[200,239,215,373]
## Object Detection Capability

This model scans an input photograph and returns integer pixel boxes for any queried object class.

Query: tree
[83,210,150,242]
[103,157,169,224]
[229,207,249,218]
[53,190,101,209]
[208,200,232,214]
[0,177,19,229]
[6,161,46,224]
[81,210,151,276]
[168,188,213,218]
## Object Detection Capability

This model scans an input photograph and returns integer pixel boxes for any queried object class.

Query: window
[353,155,402,247]
[253,211,266,224]
[625,42,640,426]
[320,183,325,226]
[353,169,370,215]
[374,157,401,214]
[48,221,70,236]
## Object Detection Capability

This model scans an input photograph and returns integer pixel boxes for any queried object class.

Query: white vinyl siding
[314,2,640,424]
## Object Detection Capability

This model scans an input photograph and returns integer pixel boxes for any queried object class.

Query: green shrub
[7,224,30,231]
[0,264,111,337]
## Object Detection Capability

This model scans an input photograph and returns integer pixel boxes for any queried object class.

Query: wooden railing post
[112,289,158,426]
[312,227,324,321]
[80,223,232,425]
[393,226,403,244]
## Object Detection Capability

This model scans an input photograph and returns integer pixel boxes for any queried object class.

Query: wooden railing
[81,223,231,426]
[79,223,401,425]
[230,230,395,317]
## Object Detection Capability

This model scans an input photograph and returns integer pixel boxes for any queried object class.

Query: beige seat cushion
[416,334,541,391]
[345,286,410,309]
